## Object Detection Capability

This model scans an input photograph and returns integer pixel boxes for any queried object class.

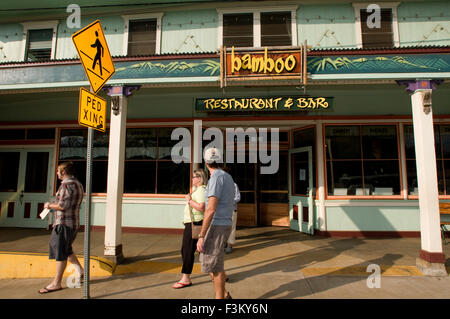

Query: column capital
[396,79,443,93]
[103,85,141,97]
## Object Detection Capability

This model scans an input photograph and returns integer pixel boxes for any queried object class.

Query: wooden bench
[440,203,450,245]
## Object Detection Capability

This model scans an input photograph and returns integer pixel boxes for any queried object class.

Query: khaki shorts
[200,225,231,274]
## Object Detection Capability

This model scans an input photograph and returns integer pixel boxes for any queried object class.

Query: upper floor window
[20,21,58,62]
[122,13,163,56]
[218,7,297,48]
[26,29,53,61]
[260,11,292,46]
[223,13,253,47]
[353,3,399,49]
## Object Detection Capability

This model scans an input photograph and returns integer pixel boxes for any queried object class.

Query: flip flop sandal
[39,287,62,294]
[172,282,192,289]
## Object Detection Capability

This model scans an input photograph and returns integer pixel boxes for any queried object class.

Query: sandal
[39,286,62,294]
[172,281,192,289]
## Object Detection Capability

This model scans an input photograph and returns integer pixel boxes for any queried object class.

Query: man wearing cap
[196,147,235,299]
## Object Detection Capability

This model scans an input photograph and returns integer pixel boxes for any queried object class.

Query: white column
[193,119,203,171]
[316,121,326,232]
[411,89,446,275]
[104,93,127,262]
[398,123,408,200]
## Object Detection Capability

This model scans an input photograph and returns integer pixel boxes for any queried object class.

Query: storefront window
[58,127,190,195]
[325,125,400,196]
[0,128,55,141]
[124,127,190,194]
[126,128,157,160]
[404,124,450,196]
[58,129,109,193]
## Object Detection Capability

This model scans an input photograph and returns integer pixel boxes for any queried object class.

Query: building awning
[0,47,449,91]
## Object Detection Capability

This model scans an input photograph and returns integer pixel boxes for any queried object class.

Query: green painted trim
[114,59,220,78]
[0,81,88,90]
[2,53,450,90]
[308,54,450,74]
[0,57,221,90]
[0,76,218,90]
[311,72,450,80]
[108,76,218,84]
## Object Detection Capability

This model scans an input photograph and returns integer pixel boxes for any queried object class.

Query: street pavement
[0,226,449,300]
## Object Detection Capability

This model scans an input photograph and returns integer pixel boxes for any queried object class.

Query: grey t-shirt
[205,169,235,226]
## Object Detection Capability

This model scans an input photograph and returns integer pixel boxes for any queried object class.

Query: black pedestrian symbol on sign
[91,31,104,76]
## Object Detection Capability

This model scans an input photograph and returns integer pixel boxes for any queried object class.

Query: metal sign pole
[83,125,93,299]
[72,20,115,299]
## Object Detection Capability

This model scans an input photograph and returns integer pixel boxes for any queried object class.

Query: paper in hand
[39,208,51,220]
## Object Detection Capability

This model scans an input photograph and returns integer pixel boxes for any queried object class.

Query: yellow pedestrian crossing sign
[78,88,107,132]
[72,20,115,93]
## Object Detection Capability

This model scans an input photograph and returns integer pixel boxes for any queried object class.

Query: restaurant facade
[0,0,449,269]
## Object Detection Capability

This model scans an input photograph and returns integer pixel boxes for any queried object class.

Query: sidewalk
[0,226,449,299]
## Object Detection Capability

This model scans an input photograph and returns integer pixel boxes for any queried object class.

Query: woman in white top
[172,169,207,289]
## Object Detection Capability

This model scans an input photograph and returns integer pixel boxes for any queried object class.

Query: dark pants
[181,221,202,274]
[49,224,78,262]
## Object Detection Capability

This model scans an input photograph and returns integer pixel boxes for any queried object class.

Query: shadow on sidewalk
[0,228,50,244]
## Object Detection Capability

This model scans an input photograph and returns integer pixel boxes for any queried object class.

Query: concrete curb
[3,251,449,279]
[0,251,202,279]
[0,251,114,279]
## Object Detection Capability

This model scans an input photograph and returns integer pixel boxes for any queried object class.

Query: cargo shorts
[200,225,231,274]
[49,224,78,262]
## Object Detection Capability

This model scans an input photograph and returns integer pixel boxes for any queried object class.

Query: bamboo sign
[228,47,300,76]
[220,44,307,87]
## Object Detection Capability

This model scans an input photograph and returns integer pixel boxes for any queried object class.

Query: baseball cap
[204,147,222,163]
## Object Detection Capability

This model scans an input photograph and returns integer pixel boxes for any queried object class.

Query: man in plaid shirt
[39,162,84,294]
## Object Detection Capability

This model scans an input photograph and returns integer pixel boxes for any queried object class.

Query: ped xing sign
[78,88,106,132]
[72,20,115,93]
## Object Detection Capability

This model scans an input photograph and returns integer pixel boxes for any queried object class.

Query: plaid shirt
[53,176,84,229]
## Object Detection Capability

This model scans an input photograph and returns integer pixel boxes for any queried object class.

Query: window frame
[324,123,403,199]
[217,6,298,48]
[404,122,450,200]
[352,2,400,49]
[122,13,164,56]
[291,126,316,197]
[20,21,59,61]
[0,128,55,145]
[56,126,191,197]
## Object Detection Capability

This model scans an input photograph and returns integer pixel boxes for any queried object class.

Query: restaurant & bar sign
[221,45,307,87]
[195,97,333,112]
